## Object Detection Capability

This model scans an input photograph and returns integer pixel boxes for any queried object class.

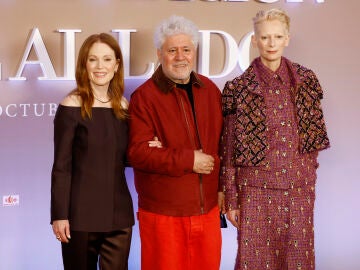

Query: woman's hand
[226,209,241,229]
[52,219,71,243]
[218,192,226,214]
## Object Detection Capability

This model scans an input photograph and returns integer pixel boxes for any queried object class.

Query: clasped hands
[148,137,240,228]
[148,137,214,175]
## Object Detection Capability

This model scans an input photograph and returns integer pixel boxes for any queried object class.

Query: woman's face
[86,42,119,90]
[252,19,289,70]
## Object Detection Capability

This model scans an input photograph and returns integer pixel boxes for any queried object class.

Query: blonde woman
[220,9,330,269]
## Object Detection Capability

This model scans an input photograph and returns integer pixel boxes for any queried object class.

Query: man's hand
[193,150,214,174]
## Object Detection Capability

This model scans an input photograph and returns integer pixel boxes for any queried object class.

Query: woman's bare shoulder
[61,94,81,107]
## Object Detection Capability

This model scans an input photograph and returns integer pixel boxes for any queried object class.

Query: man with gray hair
[127,15,223,270]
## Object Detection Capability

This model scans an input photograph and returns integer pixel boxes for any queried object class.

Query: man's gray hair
[154,15,199,49]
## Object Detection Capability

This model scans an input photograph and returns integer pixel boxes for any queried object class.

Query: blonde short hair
[253,8,290,34]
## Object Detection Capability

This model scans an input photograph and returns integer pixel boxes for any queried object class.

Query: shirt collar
[254,57,290,87]
[151,65,204,94]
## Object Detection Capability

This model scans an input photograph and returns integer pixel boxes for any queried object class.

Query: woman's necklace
[93,94,112,103]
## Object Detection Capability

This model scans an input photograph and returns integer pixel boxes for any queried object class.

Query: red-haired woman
[50,33,133,270]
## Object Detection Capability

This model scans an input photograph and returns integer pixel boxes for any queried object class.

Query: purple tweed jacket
[221,57,330,168]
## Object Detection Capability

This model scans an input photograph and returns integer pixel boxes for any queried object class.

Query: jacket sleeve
[127,90,194,177]
[50,106,77,223]
[220,81,240,211]
[296,69,330,153]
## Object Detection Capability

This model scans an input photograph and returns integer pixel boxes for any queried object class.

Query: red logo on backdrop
[2,195,20,206]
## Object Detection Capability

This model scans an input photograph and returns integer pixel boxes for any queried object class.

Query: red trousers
[138,207,222,270]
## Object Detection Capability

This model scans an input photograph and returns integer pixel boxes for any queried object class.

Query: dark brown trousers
[61,228,132,270]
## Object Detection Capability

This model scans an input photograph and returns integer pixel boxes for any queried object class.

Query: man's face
[157,34,196,84]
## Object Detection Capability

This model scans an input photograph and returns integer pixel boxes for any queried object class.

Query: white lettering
[4,14,323,82]
[3,29,262,80]
[34,103,46,116]
[6,104,17,117]
[9,28,57,81]
[198,30,239,78]
[57,29,82,80]
[112,29,154,79]
[49,103,58,116]
[0,103,58,117]
[19,104,31,116]
[238,31,253,72]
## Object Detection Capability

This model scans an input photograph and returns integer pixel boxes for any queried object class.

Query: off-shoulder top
[51,105,134,231]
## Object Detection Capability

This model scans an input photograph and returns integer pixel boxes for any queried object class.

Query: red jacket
[127,66,223,216]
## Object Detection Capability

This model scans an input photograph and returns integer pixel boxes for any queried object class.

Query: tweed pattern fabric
[221,57,329,169]
[235,184,315,270]
[222,66,268,167]
[234,59,319,190]
[292,64,330,154]
[220,58,326,269]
